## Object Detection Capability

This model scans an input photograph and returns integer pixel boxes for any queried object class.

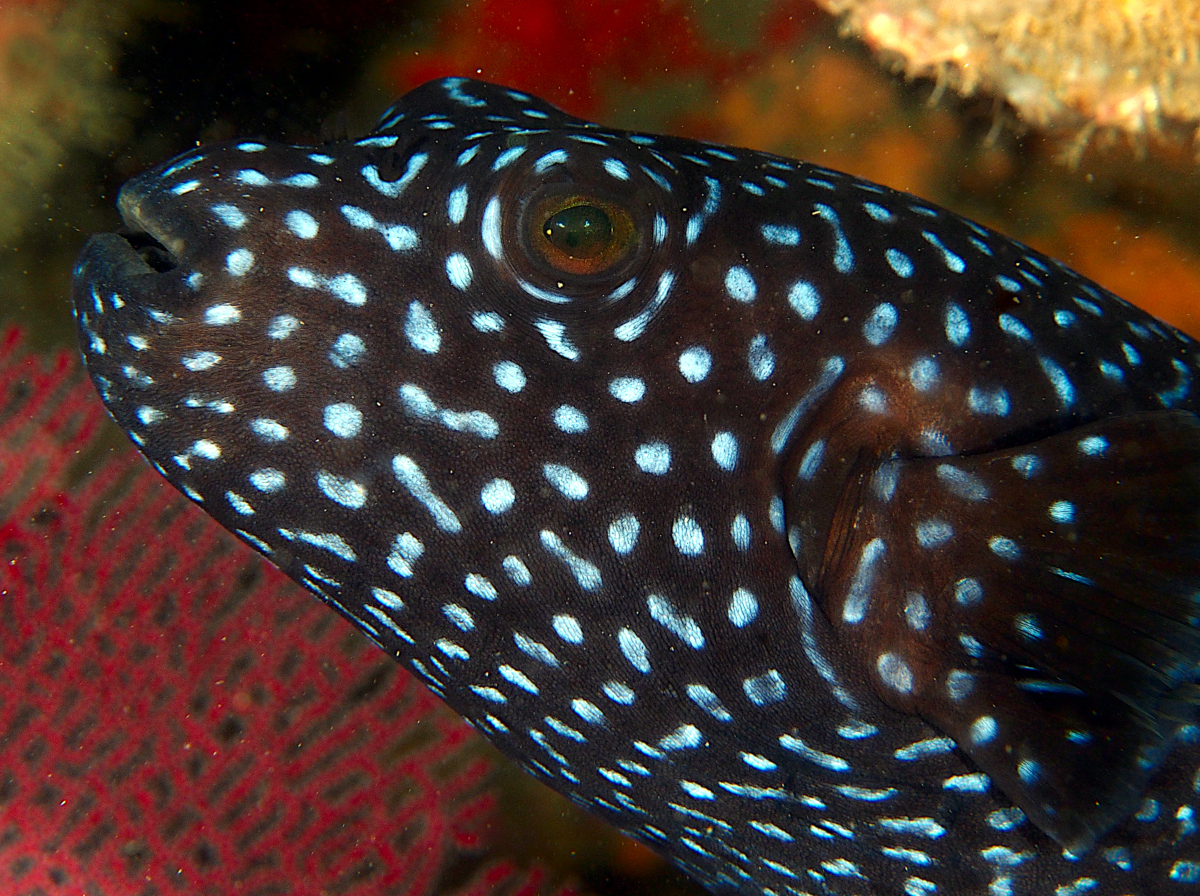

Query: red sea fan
[0,328,573,896]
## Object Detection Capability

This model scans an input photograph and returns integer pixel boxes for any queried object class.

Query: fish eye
[529,193,636,276]
[544,204,611,257]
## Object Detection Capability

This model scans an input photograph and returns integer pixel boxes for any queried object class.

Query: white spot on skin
[603,681,635,704]
[553,405,588,433]
[798,440,825,480]
[725,266,756,303]
[480,478,515,514]
[945,303,970,346]
[970,716,998,745]
[672,517,704,556]
[923,230,965,273]
[647,594,705,648]
[609,514,640,554]
[263,366,296,392]
[446,253,473,290]
[954,578,983,606]
[877,653,914,693]
[203,303,241,326]
[1012,454,1041,477]
[284,210,319,239]
[482,196,502,259]
[660,723,703,750]
[249,418,288,442]
[748,334,775,380]
[553,615,583,643]
[572,699,606,726]
[743,670,786,705]
[731,514,750,551]
[634,442,671,475]
[859,386,887,413]
[535,319,579,361]
[316,470,366,509]
[182,351,221,372]
[1039,357,1075,406]
[444,602,475,628]
[1049,500,1075,523]
[492,146,526,170]
[447,185,468,223]
[989,536,1020,560]
[687,684,732,722]
[999,313,1032,341]
[609,377,645,403]
[762,224,800,245]
[788,280,820,320]
[465,573,497,600]
[778,736,849,773]
[393,456,461,533]
[226,249,254,277]
[405,301,441,353]
[728,588,758,627]
[499,664,538,694]
[502,557,530,586]
[968,387,1010,416]
[678,347,712,383]
[249,468,285,492]
[909,358,939,392]
[904,592,930,630]
[885,249,914,278]
[543,463,589,499]
[493,361,525,393]
[618,628,651,673]
[711,432,738,470]
[323,403,362,438]
[534,150,568,173]
[211,204,247,228]
[915,519,953,548]
[226,492,254,515]
[540,530,602,591]
[947,670,974,701]
[267,314,300,340]
[843,538,884,624]
[863,303,898,346]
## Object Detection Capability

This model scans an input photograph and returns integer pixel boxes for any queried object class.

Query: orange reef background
[1,0,1197,344]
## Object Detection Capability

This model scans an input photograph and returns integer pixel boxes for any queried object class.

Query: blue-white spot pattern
[73,76,1200,896]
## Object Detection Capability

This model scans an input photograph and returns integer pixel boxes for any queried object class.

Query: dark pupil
[544,204,613,258]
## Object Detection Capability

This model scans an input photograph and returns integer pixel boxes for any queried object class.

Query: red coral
[0,331,573,896]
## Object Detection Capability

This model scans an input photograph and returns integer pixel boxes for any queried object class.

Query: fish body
[72,78,1200,895]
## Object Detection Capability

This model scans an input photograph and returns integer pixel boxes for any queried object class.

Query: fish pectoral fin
[796,409,1200,853]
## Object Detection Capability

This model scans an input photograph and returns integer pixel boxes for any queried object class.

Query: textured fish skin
[72,78,1200,895]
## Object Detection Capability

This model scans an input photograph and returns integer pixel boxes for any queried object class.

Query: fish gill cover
[0,328,577,896]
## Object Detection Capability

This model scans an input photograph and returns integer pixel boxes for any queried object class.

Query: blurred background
[1,1,1198,894]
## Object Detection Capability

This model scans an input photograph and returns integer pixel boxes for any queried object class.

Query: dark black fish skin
[71,78,1200,895]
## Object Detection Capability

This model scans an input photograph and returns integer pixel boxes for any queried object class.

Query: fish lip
[114,174,187,268]
[73,232,172,292]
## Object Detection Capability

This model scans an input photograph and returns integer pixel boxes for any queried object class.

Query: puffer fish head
[73,78,1200,895]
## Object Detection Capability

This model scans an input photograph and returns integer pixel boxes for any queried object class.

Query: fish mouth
[72,171,200,333]
[112,174,187,274]
[111,226,180,275]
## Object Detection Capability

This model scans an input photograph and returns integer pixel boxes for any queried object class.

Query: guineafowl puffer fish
[71,77,1200,896]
